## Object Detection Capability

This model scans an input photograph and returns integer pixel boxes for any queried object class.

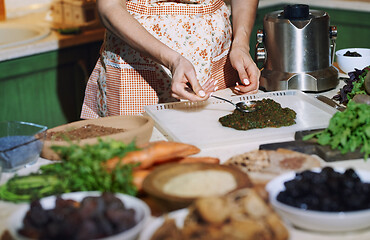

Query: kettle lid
[283,4,310,20]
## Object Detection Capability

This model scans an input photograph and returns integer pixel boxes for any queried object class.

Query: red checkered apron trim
[127,0,224,15]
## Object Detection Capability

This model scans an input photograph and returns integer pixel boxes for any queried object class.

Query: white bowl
[7,191,151,240]
[335,48,370,74]
[266,169,370,232]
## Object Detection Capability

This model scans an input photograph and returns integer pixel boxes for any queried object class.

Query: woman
[81,0,260,118]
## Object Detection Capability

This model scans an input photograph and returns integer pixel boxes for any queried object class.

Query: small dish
[335,48,370,74]
[266,168,370,232]
[143,162,253,210]
[0,121,47,172]
[41,115,154,160]
[7,191,151,240]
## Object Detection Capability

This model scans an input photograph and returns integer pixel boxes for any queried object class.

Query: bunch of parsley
[304,101,370,160]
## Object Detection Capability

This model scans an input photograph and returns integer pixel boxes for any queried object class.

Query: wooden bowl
[142,162,253,211]
[41,115,154,160]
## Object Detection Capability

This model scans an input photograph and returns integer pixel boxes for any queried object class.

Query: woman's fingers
[171,80,208,101]
[202,78,218,94]
[233,81,259,95]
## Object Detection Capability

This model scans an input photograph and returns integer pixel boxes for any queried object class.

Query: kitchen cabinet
[250,4,370,63]
[0,41,102,128]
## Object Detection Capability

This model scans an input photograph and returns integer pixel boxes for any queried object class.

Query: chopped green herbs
[219,98,296,130]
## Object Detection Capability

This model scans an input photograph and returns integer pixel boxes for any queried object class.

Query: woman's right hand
[169,54,216,101]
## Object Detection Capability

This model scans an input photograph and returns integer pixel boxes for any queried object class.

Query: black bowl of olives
[266,167,370,232]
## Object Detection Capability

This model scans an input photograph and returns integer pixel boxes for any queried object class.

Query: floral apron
[81,0,238,118]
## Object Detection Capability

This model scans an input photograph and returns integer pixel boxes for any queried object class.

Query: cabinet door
[317,8,370,50]
[0,42,101,128]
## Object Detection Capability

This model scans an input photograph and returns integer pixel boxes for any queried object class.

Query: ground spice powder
[45,124,126,141]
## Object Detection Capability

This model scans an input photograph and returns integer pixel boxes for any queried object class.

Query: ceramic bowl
[266,168,370,232]
[7,191,151,240]
[0,121,47,172]
[335,48,370,74]
[143,162,253,211]
[41,115,154,160]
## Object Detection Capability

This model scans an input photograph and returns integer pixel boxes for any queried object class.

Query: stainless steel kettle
[256,4,338,92]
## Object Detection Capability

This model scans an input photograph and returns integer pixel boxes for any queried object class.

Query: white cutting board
[144,90,338,148]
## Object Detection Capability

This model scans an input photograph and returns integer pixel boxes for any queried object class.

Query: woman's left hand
[229,45,260,94]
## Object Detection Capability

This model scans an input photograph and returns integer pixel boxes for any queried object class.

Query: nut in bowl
[266,167,370,232]
[41,115,154,160]
[7,191,151,240]
[335,48,370,74]
[0,121,47,172]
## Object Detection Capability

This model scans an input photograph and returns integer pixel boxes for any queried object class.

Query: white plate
[7,191,151,240]
[138,209,188,240]
[144,90,337,148]
[266,169,370,233]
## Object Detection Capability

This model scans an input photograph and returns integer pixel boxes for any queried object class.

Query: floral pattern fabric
[81,0,238,118]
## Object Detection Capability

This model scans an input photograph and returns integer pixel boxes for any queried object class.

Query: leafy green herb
[304,101,370,160]
[333,66,369,105]
[0,139,140,202]
[347,70,369,102]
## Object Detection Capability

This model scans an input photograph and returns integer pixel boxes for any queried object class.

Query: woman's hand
[169,54,217,101]
[229,44,260,94]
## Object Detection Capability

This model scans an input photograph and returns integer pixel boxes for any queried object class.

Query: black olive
[277,168,370,212]
[344,168,361,182]
[343,51,362,57]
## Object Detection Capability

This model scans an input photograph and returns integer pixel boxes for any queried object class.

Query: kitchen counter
[1,79,370,239]
[0,11,105,62]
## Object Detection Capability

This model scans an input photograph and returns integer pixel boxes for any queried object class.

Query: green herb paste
[219,98,297,130]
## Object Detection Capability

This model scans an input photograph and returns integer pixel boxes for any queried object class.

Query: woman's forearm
[230,0,259,50]
[96,0,179,69]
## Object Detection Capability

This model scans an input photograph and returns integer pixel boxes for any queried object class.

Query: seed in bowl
[277,167,370,212]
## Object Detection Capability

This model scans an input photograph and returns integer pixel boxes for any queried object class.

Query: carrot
[105,141,200,171]
[132,169,151,191]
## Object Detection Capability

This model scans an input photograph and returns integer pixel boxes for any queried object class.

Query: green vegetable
[347,69,369,102]
[0,175,60,203]
[0,139,140,202]
[303,101,370,159]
